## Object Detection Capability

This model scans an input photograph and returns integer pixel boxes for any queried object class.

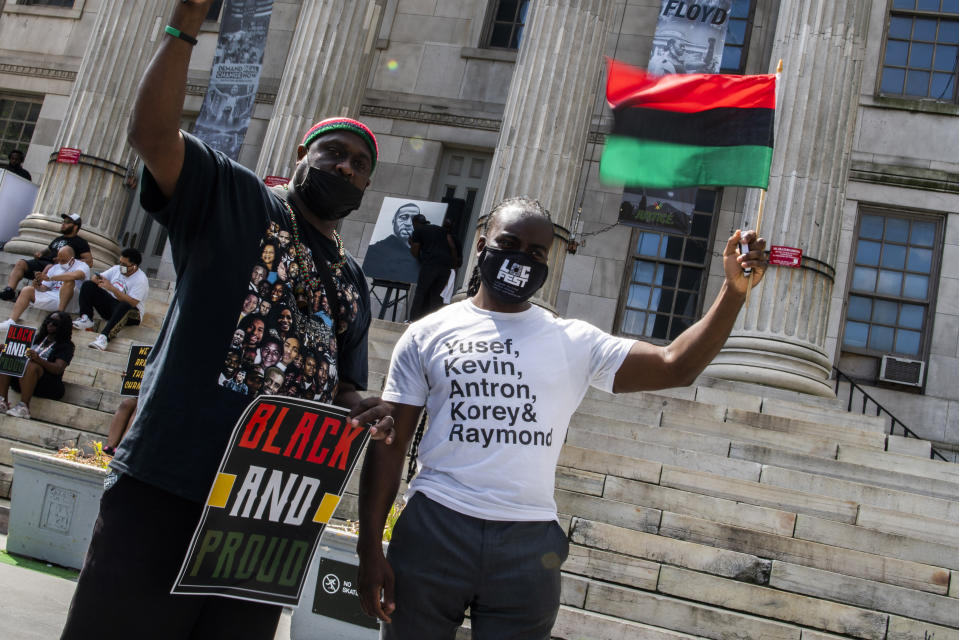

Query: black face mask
[478,246,549,305]
[293,166,364,220]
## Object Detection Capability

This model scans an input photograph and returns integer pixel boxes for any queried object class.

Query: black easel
[370,279,411,322]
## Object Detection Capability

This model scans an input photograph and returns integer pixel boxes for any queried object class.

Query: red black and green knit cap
[301,117,379,170]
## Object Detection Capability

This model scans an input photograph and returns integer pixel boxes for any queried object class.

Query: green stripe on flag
[600,135,772,189]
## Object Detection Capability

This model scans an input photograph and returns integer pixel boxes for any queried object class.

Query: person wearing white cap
[0,213,93,301]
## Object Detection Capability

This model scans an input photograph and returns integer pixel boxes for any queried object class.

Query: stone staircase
[1,252,957,639]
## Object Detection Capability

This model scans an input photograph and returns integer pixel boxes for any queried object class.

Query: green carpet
[0,549,79,580]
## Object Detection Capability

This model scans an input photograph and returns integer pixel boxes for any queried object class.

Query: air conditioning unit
[878,355,925,387]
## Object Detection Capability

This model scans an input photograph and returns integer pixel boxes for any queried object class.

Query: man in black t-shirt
[4,149,31,181]
[0,213,93,301]
[409,213,459,320]
[61,2,395,638]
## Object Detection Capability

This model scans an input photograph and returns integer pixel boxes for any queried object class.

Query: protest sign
[172,397,369,606]
[0,324,36,377]
[120,345,152,396]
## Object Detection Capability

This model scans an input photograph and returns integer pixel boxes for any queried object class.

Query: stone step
[564,543,660,592]
[11,394,112,436]
[730,443,959,502]
[887,615,959,640]
[759,465,959,524]
[759,397,888,434]
[659,466,859,525]
[0,496,8,533]
[793,513,959,571]
[584,579,803,640]
[558,445,663,486]
[856,504,959,548]
[568,413,733,457]
[63,364,123,394]
[660,410,844,458]
[566,429,761,482]
[551,605,709,640]
[658,511,949,594]
[769,561,958,628]
[602,474,796,537]
[0,463,11,498]
[555,489,662,535]
[0,436,45,467]
[724,408,888,449]
[0,414,81,452]
[886,434,932,458]
[793,515,959,569]
[570,518,770,585]
[657,565,888,640]
[838,443,959,485]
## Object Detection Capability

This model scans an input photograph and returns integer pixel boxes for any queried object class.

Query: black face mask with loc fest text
[478,246,549,305]
[293,166,364,220]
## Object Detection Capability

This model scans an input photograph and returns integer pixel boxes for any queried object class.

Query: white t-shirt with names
[382,299,634,522]
[100,265,149,314]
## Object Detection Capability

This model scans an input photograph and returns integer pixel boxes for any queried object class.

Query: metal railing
[832,366,949,462]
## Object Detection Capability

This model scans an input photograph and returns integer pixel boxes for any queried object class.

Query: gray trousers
[382,493,569,640]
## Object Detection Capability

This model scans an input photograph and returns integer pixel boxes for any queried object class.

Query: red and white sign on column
[56,147,82,164]
[769,246,802,267]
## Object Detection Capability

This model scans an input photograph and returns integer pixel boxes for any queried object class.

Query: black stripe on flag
[612,107,774,148]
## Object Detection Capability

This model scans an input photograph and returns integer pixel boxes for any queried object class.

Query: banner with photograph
[618,187,698,235]
[193,0,275,160]
[172,397,369,606]
[121,345,153,397]
[362,197,449,284]
[624,0,733,234]
[0,324,36,377]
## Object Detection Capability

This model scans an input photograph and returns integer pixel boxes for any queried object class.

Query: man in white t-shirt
[72,248,150,350]
[0,245,90,331]
[357,196,768,639]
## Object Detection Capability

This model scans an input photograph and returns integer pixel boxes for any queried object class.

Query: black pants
[382,493,568,639]
[61,475,281,640]
[410,264,450,321]
[78,280,140,339]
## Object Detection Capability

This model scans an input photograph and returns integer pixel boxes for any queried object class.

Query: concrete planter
[7,448,107,570]
[291,528,381,639]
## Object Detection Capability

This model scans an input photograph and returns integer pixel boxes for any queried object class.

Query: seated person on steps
[0,213,93,301]
[0,311,75,420]
[0,246,90,331]
[73,248,150,351]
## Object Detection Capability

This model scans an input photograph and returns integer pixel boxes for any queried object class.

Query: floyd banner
[193,0,274,160]
[621,0,733,234]
[172,397,370,606]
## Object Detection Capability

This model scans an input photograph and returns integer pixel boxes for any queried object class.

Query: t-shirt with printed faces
[48,235,91,261]
[43,260,90,291]
[99,264,150,315]
[381,299,634,522]
[110,132,371,503]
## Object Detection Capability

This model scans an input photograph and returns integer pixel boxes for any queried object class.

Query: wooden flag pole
[743,59,782,314]
[743,188,767,313]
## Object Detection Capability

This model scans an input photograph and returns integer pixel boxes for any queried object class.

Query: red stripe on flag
[606,59,776,113]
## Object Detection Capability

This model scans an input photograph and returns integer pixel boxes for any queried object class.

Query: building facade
[2,0,958,458]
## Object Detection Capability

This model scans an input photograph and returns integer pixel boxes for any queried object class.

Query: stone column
[254,0,385,178]
[459,0,614,309]
[5,2,169,270]
[703,0,872,396]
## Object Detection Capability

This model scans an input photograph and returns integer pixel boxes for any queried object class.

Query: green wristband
[164,25,198,46]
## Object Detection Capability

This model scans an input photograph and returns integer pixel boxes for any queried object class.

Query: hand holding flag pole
[742,59,782,312]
